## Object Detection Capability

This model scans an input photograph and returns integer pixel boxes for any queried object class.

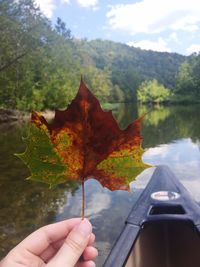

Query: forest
[1,0,200,112]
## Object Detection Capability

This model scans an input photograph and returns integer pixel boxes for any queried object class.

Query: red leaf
[30,79,149,191]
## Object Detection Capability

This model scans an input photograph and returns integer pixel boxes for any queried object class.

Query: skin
[0,218,98,267]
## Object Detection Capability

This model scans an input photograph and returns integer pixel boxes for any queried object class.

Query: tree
[55,17,72,40]
[0,0,51,72]
[137,79,171,104]
[0,0,53,108]
[175,61,195,94]
[0,0,80,110]
[175,54,200,102]
[82,67,114,102]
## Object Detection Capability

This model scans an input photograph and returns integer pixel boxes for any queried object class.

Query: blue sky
[35,0,200,55]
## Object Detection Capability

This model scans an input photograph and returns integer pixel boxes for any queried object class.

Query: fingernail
[75,219,92,238]
[88,261,96,267]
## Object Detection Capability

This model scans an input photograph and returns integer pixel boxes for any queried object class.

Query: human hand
[0,218,98,267]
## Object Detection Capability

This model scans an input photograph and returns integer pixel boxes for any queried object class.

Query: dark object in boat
[103,165,200,267]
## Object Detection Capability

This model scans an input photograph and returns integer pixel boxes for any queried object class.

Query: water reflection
[138,105,171,126]
[0,123,79,255]
[0,104,200,266]
[142,138,200,201]
[138,104,200,147]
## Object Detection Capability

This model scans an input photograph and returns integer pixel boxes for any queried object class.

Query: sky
[34,0,200,55]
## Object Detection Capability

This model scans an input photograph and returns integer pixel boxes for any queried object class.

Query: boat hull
[103,165,200,267]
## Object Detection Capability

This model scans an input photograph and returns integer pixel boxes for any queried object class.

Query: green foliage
[137,79,171,103]
[175,54,200,102]
[175,61,195,97]
[55,17,72,40]
[82,67,112,102]
[16,124,67,187]
[0,0,81,111]
[97,146,149,185]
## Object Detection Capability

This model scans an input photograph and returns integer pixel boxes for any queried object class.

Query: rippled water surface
[0,104,200,266]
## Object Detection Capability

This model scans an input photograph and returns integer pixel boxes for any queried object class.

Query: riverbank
[0,109,25,123]
[0,109,55,123]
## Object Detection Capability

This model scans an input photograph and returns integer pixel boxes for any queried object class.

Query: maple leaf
[16,79,150,218]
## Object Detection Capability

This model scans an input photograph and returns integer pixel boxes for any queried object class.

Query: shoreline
[0,109,55,123]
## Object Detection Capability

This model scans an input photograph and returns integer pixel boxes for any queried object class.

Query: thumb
[48,219,92,267]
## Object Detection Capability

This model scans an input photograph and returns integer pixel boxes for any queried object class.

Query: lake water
[0,104,200,266]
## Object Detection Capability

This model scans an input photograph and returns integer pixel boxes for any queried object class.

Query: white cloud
[127,38,171,52]
[61,0,70,4]
[77,0,98,9]
[186,44,200,54]
[85,192,111,217]
[168,32,179,43]
[34,0,55,18]
[107,0,200,35]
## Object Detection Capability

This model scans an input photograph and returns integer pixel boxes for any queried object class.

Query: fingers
[88,233,95,245]
[0,249,45,267]
[16,218,82,256]
[40,233,96,263]
[75,260,96,267]
[12,218,97,267]
[47,219,92,267]
[82,246,98,261]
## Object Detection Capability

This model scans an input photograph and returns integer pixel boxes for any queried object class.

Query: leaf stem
[82,180,85,220]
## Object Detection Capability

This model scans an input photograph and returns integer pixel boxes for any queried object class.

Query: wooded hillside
[0,0,199,111]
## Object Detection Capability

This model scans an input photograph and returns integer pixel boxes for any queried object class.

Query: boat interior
[125,221,200,267]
